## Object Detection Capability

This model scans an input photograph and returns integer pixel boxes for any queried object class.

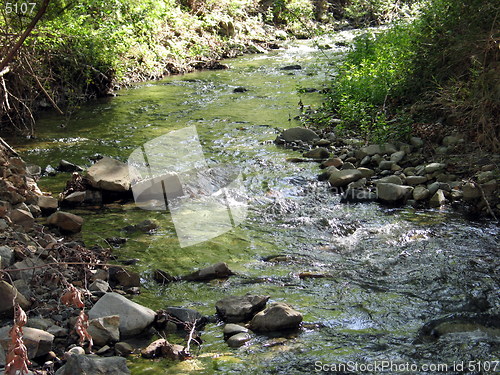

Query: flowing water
[8,31,500,374]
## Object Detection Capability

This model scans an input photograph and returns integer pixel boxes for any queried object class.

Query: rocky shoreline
[0,140,304,374]
[276,127,500,220]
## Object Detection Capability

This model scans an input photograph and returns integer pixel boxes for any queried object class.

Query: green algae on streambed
[7,32,500,374]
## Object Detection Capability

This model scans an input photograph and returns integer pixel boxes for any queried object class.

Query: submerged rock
[227,332,252,348]
[181,262,234,281]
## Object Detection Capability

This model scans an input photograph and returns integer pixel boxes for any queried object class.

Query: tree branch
[0,0,51,72]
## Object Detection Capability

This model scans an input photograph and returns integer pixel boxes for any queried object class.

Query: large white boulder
[86,157,133,192]
[88,293,155,337]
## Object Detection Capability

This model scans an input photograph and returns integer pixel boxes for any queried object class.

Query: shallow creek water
[8,31,500,374]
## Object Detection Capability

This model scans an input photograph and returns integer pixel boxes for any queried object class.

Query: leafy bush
[328,23,416,141]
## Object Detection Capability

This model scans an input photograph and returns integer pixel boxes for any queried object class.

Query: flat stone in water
[227,332,252,348]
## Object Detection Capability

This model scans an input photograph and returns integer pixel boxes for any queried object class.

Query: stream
[7,30,500,374]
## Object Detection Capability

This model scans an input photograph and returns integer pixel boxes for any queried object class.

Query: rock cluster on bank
[276,127,500,218]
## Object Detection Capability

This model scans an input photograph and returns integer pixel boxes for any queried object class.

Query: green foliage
[328,23,416,141]
[342,0,419,26]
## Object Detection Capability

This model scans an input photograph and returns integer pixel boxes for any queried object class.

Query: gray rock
[427,182,440,196]
[442,135,464,147]
[227,332,252,348]
[216,294,269,323]
[88,315,120,346]
[303,147,330,159]
[321,158,343,169]
[405,176,428,186]
[379,161,395,170]
[328,169,363,188]
[163,307,206,327]
[360,155,371,166]
[182,262,234,281]
[55,354,130,375]
[477,171,496,184]
[12,279,31,298]
[390,151,405,163]
[413,186,430,201]
[10,208,34,229]
[0,245,13,267]
[377,183,413,203]
[63,191,86,204]
[0,280,31,315]
[37,195,58,214]
[88,293,156,337]
[0,326,54,359]
[249,302,303,332]
[0,219,8,230]
[410,137,424,148]
[57,160,84,172]
[424,162,445,173]
[47,211,84,233]
[429,189,446,207]
[359,143,397,157]
[279,127,318,143]
[114,342,134,357]
[341,162,356,170]
[47,325,68,337]
[357,167,375,179]
[86,157,135,192]
[89,279,110,294]
[223,324,249,339]
[9,257,45,282]
[27,318,53,331]
[462,182,482,200]
[375,175,403,186]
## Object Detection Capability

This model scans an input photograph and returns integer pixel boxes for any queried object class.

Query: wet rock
[341,162,356,170]
[57,160,84,173]
[216,294,269,323]
[0,245,13,267]
[88,316,120,346]
[376,183,413,204]
[111,267,141,288]
[37,195,58,215]
[105,237,127,247]
[182,262,234,281]
[0,280,31,315]
[0,326,54,359]
[249,302,303,332]
[413,186,430,201]
[406,176,427,186]
[10,208,34,229]
[223,323,249,339]
[280,65,302,70]
[303,147,330,159]
[47,211,84,233]
[424,162,445,173]
[88,293,156,337]
[152,269,178,284]
[278,127,318,143]
[159,307,208,329]
[227,332,252,348]
[328,169,363,188]
[233,87,248,93]
[86,157,134,192]
[122,219,158,234]
[114,342,133,357]
[477,171,496,184]
[341,188,378,203]
[55,354,130,375]
[429,189,446,207]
